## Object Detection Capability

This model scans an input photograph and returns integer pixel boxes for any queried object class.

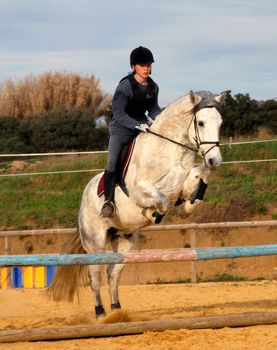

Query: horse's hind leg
[107,232,135,310]
[80,225,108,318]
[88,264,106,317]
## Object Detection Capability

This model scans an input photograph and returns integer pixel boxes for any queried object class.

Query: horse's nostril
[208,158,214,167]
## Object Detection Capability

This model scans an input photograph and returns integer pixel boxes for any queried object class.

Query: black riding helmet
[130,46,154,66]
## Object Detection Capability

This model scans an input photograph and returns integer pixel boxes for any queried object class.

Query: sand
[1,281,277,350]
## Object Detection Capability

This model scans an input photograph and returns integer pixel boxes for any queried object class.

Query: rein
[147,130,197,152]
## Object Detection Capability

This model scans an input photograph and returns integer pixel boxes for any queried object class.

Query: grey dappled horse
[48,90,227,318]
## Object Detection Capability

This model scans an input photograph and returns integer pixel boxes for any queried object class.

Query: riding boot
[101,170,116,218]
[115,151,129,197]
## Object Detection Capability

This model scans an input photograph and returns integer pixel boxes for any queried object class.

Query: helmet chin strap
[133,71,149,84]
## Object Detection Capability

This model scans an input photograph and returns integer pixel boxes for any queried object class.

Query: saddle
[97,140,136,197]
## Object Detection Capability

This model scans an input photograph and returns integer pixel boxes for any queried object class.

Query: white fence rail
[0,139,276,158]
[1,220,276,238]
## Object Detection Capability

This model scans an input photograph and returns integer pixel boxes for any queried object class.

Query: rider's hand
[146,116,154,126]
[135,123,150,133]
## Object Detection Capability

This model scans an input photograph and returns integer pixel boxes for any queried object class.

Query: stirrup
[101,200,115,218]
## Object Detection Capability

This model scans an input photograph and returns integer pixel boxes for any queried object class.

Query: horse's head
[188,90,228,169]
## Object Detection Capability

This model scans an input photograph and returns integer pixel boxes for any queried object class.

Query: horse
[48,90,227,318]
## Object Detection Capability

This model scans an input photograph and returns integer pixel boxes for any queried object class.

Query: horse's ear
[189,90,195,104]
[189,90,202,105]
[214,90,231,104]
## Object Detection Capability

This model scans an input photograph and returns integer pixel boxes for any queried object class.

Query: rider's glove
[135,123,150,133]
[146,116,154,126]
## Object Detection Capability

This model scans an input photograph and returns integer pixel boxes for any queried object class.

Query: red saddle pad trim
[97,139,136,197]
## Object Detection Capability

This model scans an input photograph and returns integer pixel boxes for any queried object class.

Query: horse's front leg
[133,180,170,222]
[178,164,211,215]
[107,232,135,310]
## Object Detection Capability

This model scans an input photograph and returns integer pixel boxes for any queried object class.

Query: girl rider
[101,46,161,218]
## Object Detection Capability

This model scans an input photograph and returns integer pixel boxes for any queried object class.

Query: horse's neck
[126,94,195,189]
[151,94,193,144]
[137,94,195,166]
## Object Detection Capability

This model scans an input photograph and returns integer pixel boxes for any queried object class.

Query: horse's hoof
[111,302,121,310]
[152,211,165,224]
[95,305,106,318]
[189,178,208,204]
[175,197,184,206]
[184,199,202,214]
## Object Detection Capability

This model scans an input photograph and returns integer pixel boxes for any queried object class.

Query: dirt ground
[0,281,277,350]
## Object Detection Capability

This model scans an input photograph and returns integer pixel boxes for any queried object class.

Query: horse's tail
[47,229,88,302]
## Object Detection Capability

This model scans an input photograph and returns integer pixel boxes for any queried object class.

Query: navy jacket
[110,74,161,136]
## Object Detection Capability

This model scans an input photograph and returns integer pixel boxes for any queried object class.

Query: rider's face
[132,64,152,78]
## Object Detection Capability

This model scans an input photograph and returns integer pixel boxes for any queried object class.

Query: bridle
[191,100,222,158]
[148,98,222,159]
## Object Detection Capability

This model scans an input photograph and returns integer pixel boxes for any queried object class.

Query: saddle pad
[97,139,136,197]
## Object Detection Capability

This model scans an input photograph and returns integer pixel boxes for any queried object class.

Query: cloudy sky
[1,0,276,106]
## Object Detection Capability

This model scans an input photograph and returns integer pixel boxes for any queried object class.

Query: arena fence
[1,244,277,267]
[0,220,276,288]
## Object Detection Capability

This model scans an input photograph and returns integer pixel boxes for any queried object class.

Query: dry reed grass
[0,71,111,118]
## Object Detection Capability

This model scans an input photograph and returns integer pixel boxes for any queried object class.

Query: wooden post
[190,230,197,283]
[4,236,11,288]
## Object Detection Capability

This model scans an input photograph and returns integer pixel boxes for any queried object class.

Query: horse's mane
[151,92,194,132]
[161,93,189,115]
[154,90,219,127]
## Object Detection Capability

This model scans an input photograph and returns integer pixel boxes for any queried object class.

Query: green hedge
[0,108,109,153]
[221,93,277,136]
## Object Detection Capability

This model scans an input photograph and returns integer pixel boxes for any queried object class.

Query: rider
[100,46,161,218]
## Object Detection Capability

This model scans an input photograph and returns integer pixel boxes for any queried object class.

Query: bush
[0,117,26,152]
[0,108,109,153]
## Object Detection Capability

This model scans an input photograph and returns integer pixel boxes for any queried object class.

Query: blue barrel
[12,267,22,288]
[46,266,55,287]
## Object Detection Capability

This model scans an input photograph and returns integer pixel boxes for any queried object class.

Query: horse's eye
[198,121,204,127]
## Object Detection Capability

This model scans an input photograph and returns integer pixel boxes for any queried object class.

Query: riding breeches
[106,134,135,172]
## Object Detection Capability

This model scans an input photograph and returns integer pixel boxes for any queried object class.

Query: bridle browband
[148,98,222,159]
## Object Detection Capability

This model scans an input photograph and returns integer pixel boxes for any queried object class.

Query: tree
[221,92,275,136]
